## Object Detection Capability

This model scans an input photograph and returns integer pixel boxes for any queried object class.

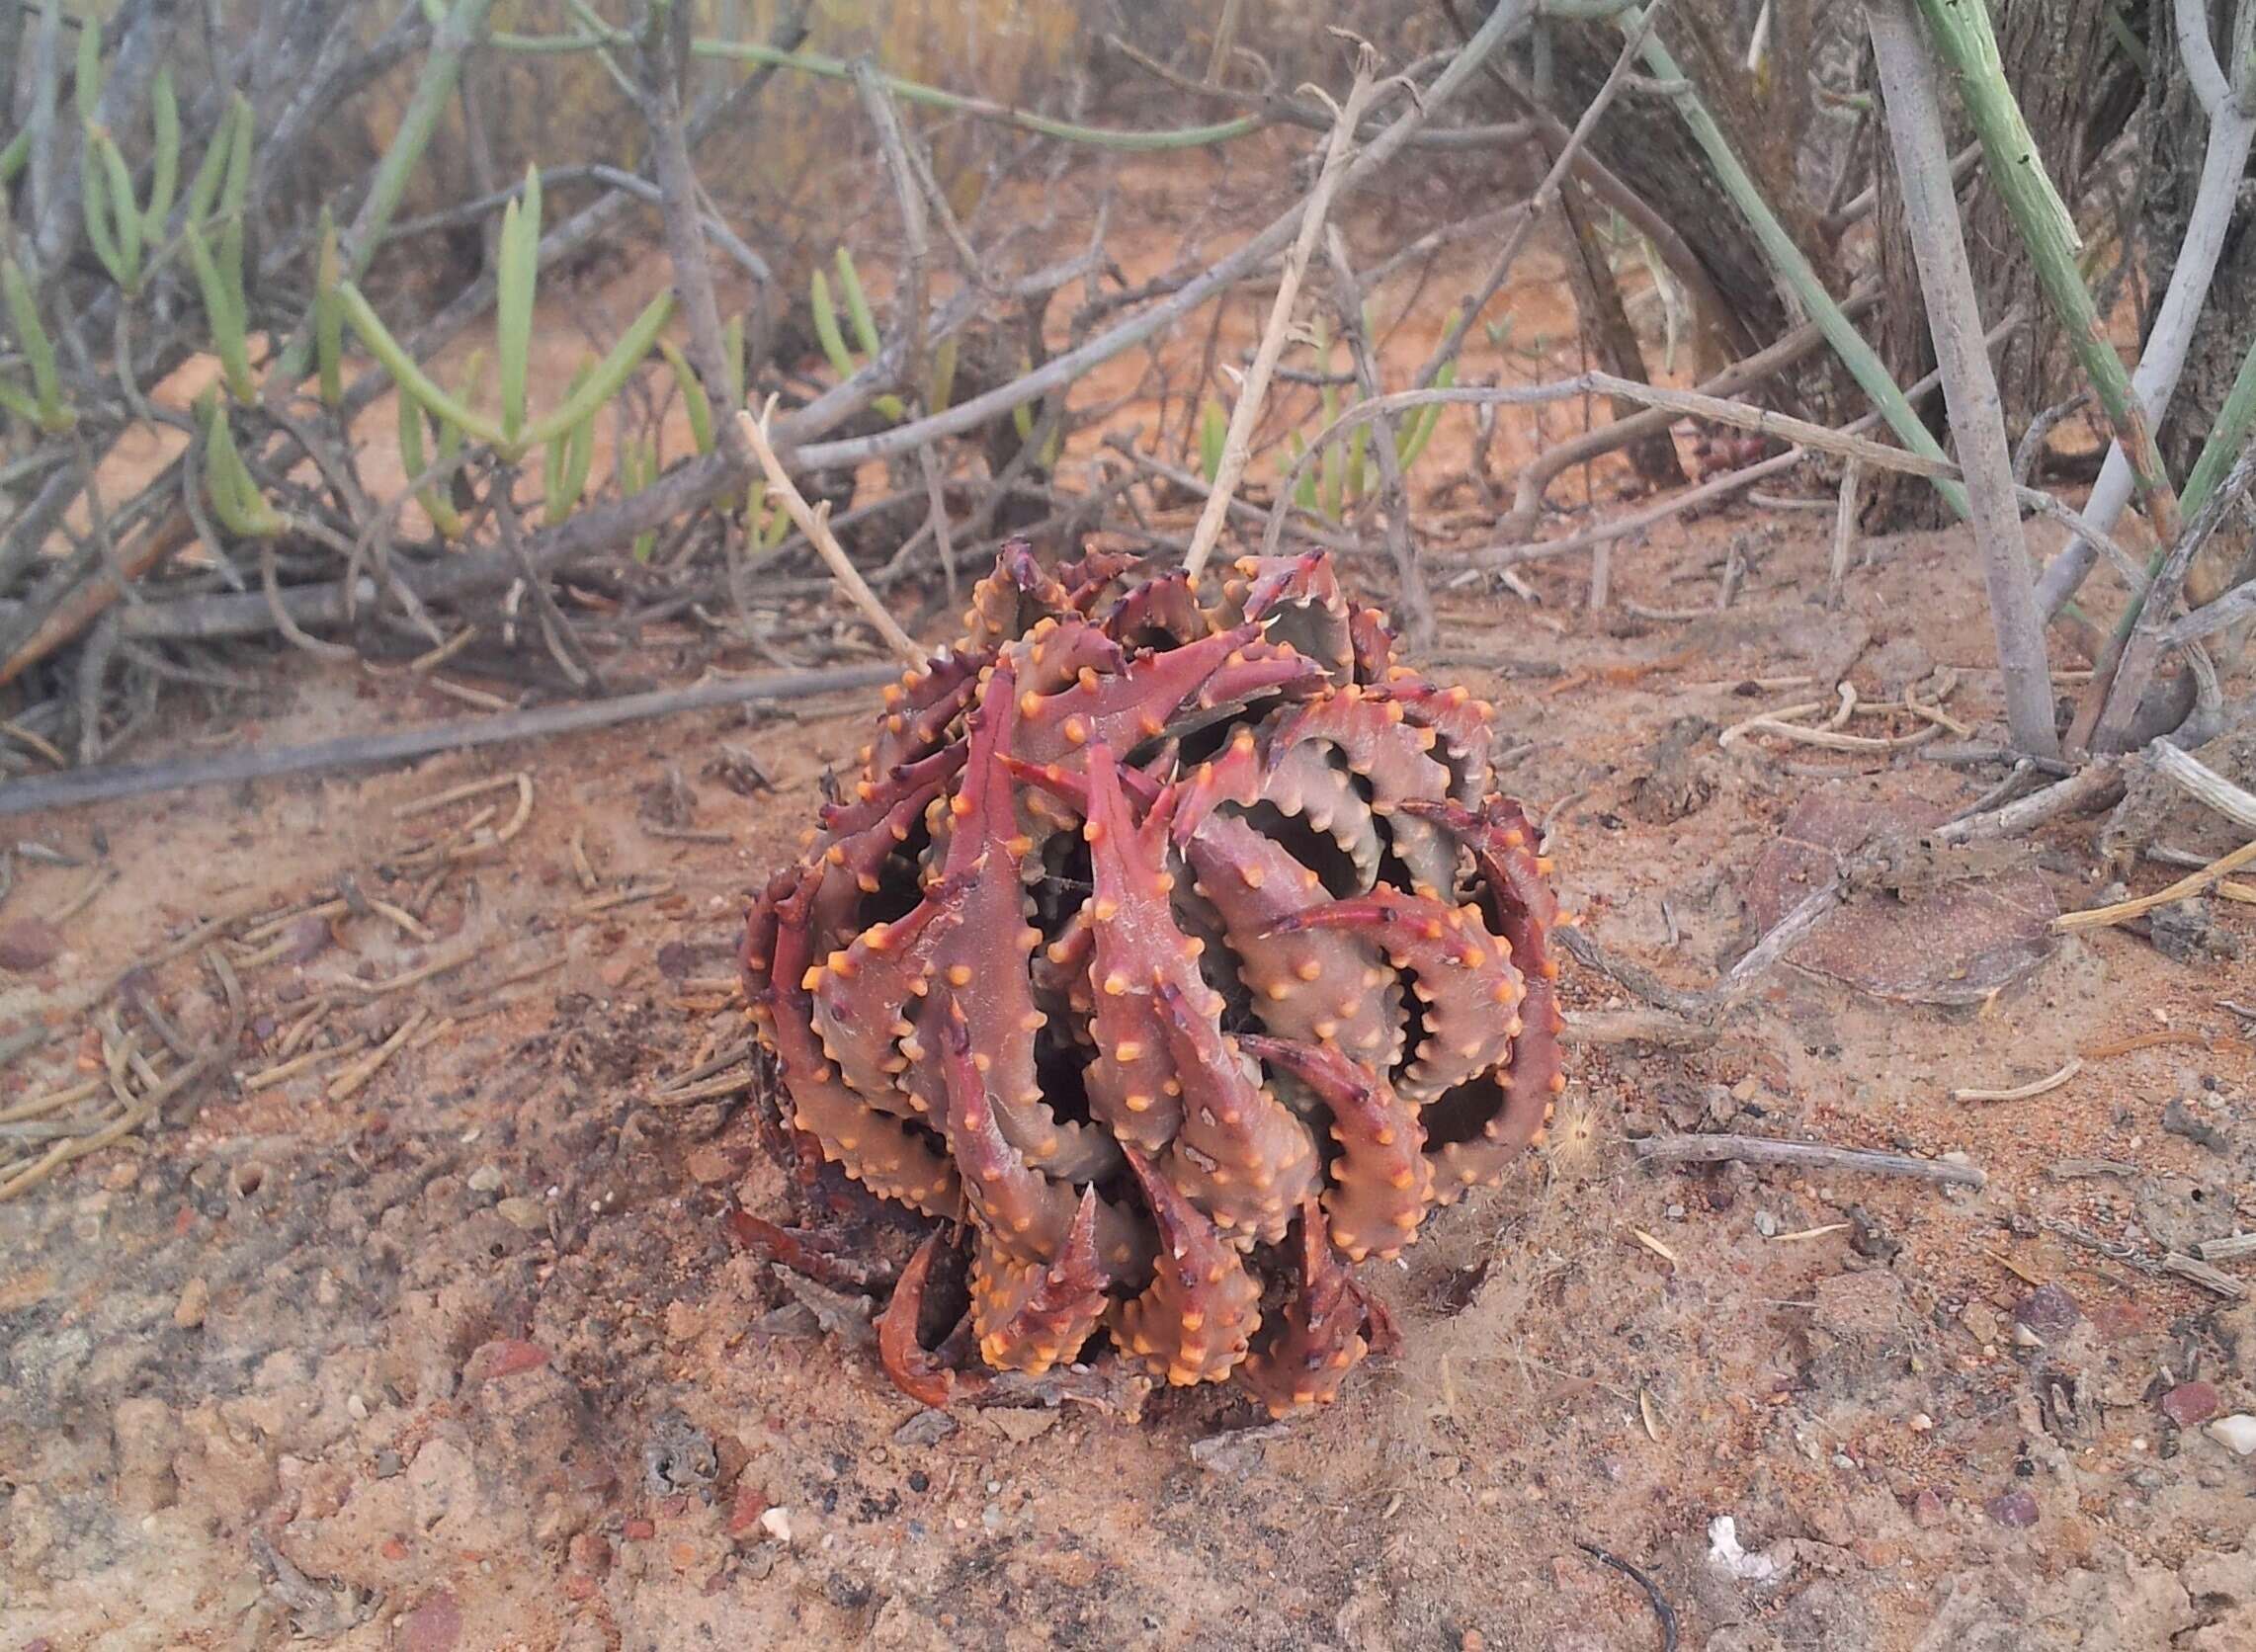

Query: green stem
[1911,0,2180,544]
[275,0,499,386]
[2179,331,2256,523]
[481,21,1268,150]
[1621,6,1967,520]
[520,292,674,451]
[336,280,506,449]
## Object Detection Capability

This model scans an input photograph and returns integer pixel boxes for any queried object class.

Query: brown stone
[461,1339,548,1384]
[0,921,61,973]
[1746,797,2056,1005]
[2162,1381,2220,1428]
[397,1591,462,1652]
[1984,1488,2039,1529]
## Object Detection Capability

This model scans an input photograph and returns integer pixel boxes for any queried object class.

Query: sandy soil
[5,160,2256,1652]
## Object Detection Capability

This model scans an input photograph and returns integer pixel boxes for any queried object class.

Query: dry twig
[1632,1133,1983,1190]
[1183,44,1380,583]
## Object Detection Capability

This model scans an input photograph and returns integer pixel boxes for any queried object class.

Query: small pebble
[1754,1210,1778,1238]
[892,1411,958,1448]
[982,1409,1055,1444]
[758,1507,794,1545]
[173,1277,209,1330]
[2161,1382,2220,1429]
[1907,1413,1933,1433]
[2014,1284,2080,1339]
[467,1166,504,1194]
[495,1197,545,1230]
[0,920,62,973]
[1985,1489,2040,1529]
[2207,1415,2256,1455]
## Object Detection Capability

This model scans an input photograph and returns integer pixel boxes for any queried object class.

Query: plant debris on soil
[5,487,2255,1649]
[6,153,2256,1640]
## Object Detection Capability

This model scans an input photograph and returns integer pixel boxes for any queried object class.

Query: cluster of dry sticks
[0,5,2250,1098]
[1,0,2239,808]
[0,768,694,1198]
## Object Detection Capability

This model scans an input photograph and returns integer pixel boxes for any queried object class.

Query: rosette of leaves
[741,544,1565,1415]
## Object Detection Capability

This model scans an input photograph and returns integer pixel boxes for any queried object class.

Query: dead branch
[1632,1133,1985,1190]
[2142,739,2256,832]
[736,406,922,662]
[1183,48,1379,583]
[1931,758,2127,846]
[1322,225,1435,647]
[0,665,895,817]
[1868,0,2057,759]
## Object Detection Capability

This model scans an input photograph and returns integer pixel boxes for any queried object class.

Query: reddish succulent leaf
[968,1192,1111,1375]
[1243,1036,1432,1262]
[1112,1148,1264,1387]
[1239,1201,1385,1416]
[877,1229,977,1409]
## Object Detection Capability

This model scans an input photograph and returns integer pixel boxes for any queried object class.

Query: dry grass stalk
[1182,44,1379,584]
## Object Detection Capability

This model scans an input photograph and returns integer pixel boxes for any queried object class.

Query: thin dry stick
[916,446,959,603]
[1557,873,1849,1027]
[1633,1133,1985,1190]
[735,404,921,662]
[0,663,895,817]
[854,63,961,602]
[1322,224,1435,648]
[2165,571,2256,649]
[852,58,931,392]
[2055,836,2256,931]
[395,771,529,819]
[1462,448,1802,569]
[2160,1253,2246,1298]
[1931,757,2125,845]
[327,1008,430,1102]
[1183,46,1379,584]
[1266,377,1961,561]
[1827,458,1863,608]
[1206,0,1245,83]
[2144,740,2256,832]
[1953,1056,2083,1102]
[242,1033,371,1093]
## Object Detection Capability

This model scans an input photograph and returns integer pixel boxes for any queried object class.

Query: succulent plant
[742,543,1564,1414]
